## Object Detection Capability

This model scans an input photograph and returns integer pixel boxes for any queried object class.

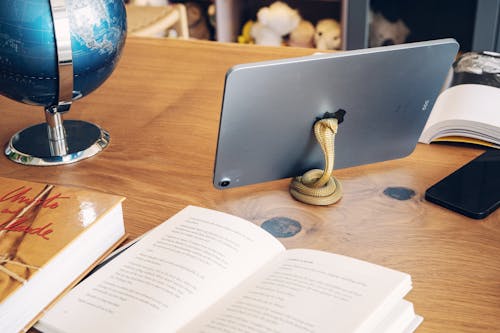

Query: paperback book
[37,205,422,333]
[419,84,500,148]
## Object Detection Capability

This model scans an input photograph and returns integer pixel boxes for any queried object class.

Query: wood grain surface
[1,37,498,333]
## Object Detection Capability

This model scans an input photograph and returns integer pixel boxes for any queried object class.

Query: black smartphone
[425,149,500,219]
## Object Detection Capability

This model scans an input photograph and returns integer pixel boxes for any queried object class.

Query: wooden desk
[1,38,498,333]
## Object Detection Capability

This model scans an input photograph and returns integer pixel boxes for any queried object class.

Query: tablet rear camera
[219,178,231,187]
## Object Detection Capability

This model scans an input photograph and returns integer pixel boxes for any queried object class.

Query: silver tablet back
[213,39,459,189]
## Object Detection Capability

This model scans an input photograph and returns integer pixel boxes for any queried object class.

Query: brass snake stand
[289,110,345,206]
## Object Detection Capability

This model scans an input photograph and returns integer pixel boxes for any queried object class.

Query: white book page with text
[181,248,411,333]
[37,206,285,333]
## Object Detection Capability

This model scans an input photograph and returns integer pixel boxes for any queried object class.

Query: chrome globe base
[5,120,109,166]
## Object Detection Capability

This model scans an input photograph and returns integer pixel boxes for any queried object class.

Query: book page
[404,315,423,333]
[374,299,420,333]
[37,206,284,333]
[181,249,411,333]
[420,84,500,143]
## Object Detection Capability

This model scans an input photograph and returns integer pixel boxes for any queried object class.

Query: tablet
[213,39,459,189]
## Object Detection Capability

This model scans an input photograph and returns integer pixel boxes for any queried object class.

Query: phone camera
[219,178,231,187]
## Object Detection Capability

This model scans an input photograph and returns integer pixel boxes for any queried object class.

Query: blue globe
[0,0,127,107]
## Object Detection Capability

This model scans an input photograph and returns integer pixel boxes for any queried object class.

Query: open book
[419,84,500,148]
[36,206,422,333]
[0,177,126,333]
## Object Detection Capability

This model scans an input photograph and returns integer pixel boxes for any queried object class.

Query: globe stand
[5,109,110,166]
[4,0,110,166]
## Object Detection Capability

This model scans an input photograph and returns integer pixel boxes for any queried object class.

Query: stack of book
[36,206,422,333]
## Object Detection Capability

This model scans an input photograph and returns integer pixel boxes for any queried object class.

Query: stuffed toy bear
[288,20,315,48]
[250,1,301,46]
[314,19,342,50]
[185,1,211,40]
[369,10,410,47]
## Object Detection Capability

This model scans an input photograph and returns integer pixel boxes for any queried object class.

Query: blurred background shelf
[129,0,500,52]
[212,0,500,52]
